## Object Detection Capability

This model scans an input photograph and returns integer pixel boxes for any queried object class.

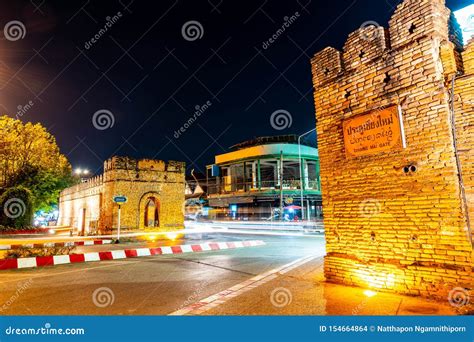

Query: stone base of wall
[325,254,473,299]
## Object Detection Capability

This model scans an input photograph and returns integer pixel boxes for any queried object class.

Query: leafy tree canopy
[0,115,75,214]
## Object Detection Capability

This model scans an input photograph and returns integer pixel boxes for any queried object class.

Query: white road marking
[52,255,70,265]
[168,254,318,316]
[17,258,37,269]
[111,250,126,259]
[180,245,193,253]
[84,252,100,262]
[161,247,172,254]
[135,248,151,257]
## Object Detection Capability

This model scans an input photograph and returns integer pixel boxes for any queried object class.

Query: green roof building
[205,135,322,221]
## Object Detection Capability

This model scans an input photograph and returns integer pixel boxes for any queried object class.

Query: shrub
[6,246,76,259]
[0,186,34,228]
[0,225,39,233]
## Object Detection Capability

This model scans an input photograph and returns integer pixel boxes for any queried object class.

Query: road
[0,234,325,315]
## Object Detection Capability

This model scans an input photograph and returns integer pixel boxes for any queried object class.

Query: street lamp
[298,128,316,221]
[74,168,90,175]
[74,168,90,180]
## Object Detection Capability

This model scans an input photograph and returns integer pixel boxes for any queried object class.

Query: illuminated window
[282,160,301,189]
[306,160,319,190]
[260,160,278,188]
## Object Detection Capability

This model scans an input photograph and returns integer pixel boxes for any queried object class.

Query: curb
[0,240,113,250]
[0,240,265,270]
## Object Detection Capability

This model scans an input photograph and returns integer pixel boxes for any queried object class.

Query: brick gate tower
[311,0,473,298]
[58,156,185,234]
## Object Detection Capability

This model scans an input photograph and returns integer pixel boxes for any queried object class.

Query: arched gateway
[58,156,185,234]
[139,193,161,228]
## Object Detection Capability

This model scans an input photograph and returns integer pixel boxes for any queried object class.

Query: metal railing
[207,179,319,195]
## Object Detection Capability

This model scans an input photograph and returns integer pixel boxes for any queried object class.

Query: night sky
[0,0,469,175]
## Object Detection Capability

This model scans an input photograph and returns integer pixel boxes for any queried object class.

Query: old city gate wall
[58,156,185,234]
[311,0,473,298]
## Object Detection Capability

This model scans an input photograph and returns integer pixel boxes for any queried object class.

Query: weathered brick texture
[311,0,473,298]
[58,156,185,234]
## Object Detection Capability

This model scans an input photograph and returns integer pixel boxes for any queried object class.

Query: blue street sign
[113,196,127,204]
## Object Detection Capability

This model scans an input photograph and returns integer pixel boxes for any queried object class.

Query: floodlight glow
[363,290,377,298]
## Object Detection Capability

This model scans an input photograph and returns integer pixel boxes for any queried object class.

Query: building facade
[58,156,185,234]
[205,136,322,221]
[311,0,473,297]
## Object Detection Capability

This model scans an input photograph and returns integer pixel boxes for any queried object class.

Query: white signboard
[454,5,474,44]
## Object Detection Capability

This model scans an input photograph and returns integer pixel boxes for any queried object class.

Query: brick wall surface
[58,156,185,234]
[311,0,473,298]
[454,39,474,233]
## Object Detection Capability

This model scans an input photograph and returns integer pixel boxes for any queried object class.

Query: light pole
[117,204,121,242]
[298,128,316,221]
[113,195,127,243]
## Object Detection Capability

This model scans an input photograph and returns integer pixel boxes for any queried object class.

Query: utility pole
[279,150,284,221]
[117,204,121,242]
[113,195,127,243]
[298,128,316,221]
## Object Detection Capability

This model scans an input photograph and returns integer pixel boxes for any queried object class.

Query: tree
[7,164,75,212]
[0,115,75,214]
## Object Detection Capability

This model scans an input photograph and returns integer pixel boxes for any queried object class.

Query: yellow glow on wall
[363,290,377,297]
[353,269,396,289]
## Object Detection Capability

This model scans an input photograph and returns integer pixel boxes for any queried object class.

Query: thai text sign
[343,105,404,158]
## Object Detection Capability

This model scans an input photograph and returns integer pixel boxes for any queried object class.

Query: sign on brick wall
[343,105,405,158]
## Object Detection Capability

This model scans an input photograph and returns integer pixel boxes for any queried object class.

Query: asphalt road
[0,234,325,315]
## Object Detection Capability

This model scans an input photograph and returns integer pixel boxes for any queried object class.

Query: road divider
[0,240,265,270]
[0,239,113,250]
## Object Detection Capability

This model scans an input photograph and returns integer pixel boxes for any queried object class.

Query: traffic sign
[113,196,128,204]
